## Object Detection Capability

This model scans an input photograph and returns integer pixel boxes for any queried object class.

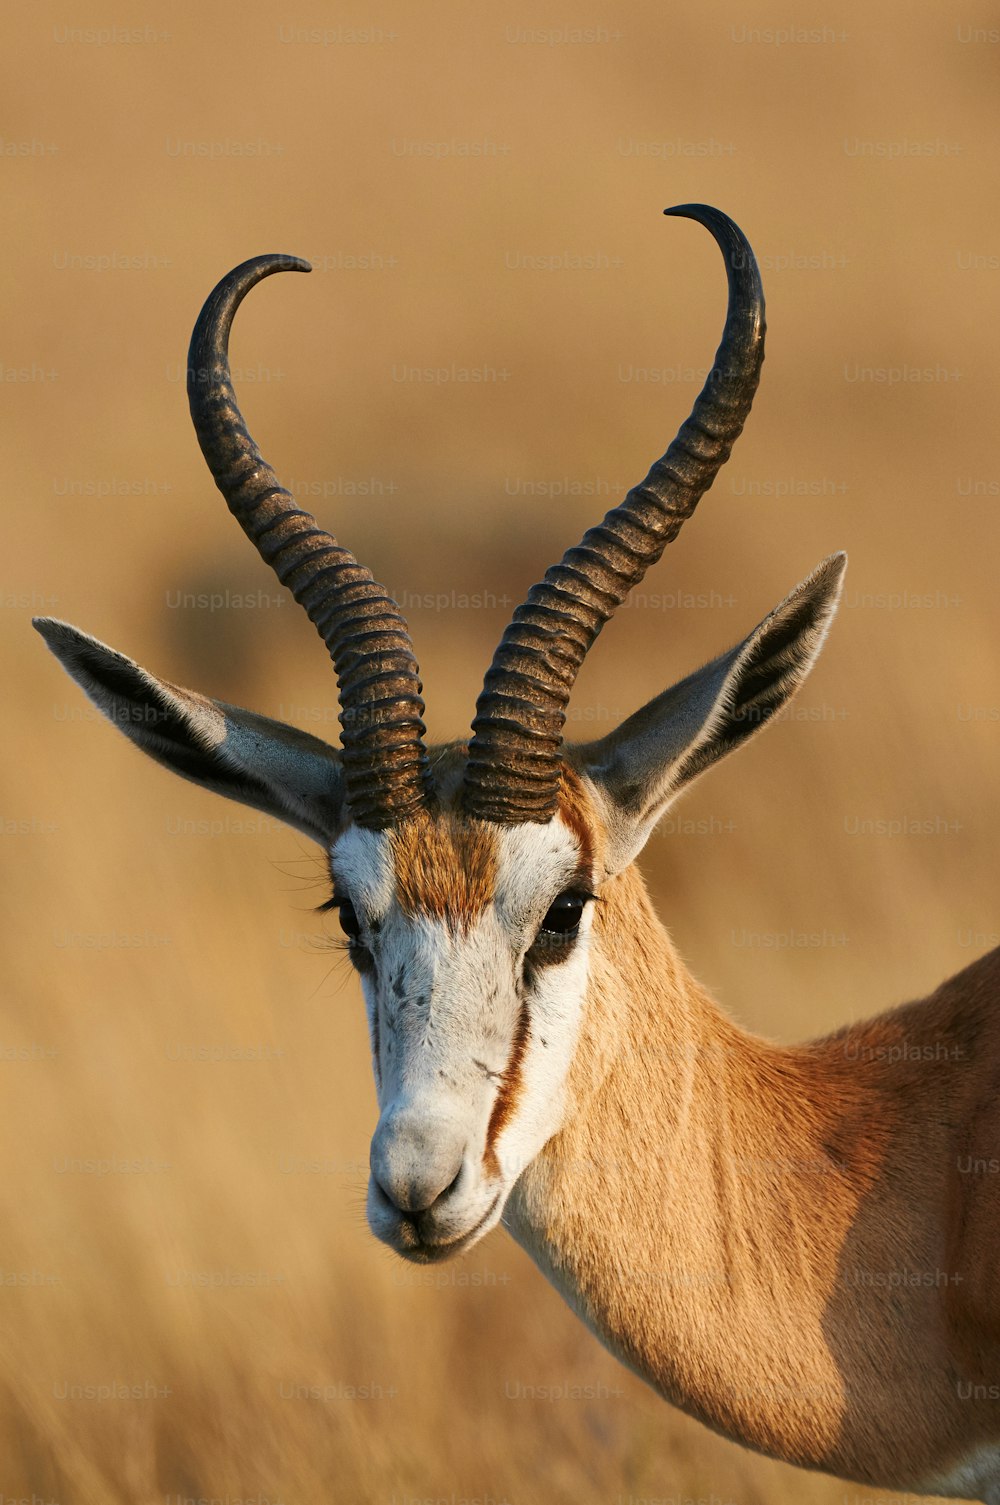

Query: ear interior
[673,552,845,788]
[578,553,846,872]
[34,617,344,846]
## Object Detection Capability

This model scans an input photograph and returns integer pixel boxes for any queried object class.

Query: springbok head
[36,206,845,1263]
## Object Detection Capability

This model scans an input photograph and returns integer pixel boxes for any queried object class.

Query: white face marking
[330,827,395,920]
[329,815,595,1262]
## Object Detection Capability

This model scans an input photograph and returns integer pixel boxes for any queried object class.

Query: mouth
[371,1187,503,1264]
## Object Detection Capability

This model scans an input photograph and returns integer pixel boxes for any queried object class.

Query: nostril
[387,1170,462,1217]
[400,1161,464,1214]
[371,1170,397,1208]
[370,1110,467,1215]
[443,1165,462,1200]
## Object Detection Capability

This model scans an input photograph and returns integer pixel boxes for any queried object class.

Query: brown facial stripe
[390,811,499,931]
[483,995,531,1179]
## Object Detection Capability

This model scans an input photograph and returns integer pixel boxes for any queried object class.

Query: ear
[578,553,846,876]
[33,618,344,847]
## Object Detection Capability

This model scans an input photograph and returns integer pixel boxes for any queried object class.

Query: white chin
[366,1179,506,1263]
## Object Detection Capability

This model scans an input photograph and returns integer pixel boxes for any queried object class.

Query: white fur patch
[490,820,593,1179]
[494,818,584,924]
[331,827,395,922]
[343,809,597,1255]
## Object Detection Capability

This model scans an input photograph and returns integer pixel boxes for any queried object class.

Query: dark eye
[539,891,587,938]
[335,898,362,943]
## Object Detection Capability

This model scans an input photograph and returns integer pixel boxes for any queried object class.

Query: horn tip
[253,254,312,276]
[663,203,729,230]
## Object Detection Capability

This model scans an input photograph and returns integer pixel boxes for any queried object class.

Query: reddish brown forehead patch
[386,756,601,929]
[390,811,499,930]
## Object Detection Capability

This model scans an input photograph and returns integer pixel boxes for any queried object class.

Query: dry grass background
[5,1,1000,1500]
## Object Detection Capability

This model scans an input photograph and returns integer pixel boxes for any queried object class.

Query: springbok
[35,205,1000,1501]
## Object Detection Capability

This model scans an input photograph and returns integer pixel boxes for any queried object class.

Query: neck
[505,863,999,1494]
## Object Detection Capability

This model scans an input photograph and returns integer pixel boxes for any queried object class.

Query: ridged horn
[463,204,765,824]
[187,255,431,830]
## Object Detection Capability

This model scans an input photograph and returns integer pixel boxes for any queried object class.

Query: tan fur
[374,747,1000,1493]
[507,852,1000,1496]
[555,762,599,883]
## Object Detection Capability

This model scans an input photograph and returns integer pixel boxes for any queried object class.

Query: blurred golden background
[6,1,1000,1500]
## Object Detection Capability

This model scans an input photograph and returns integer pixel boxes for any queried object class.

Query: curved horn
[462,204,765,825]
[187,255,431,830]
